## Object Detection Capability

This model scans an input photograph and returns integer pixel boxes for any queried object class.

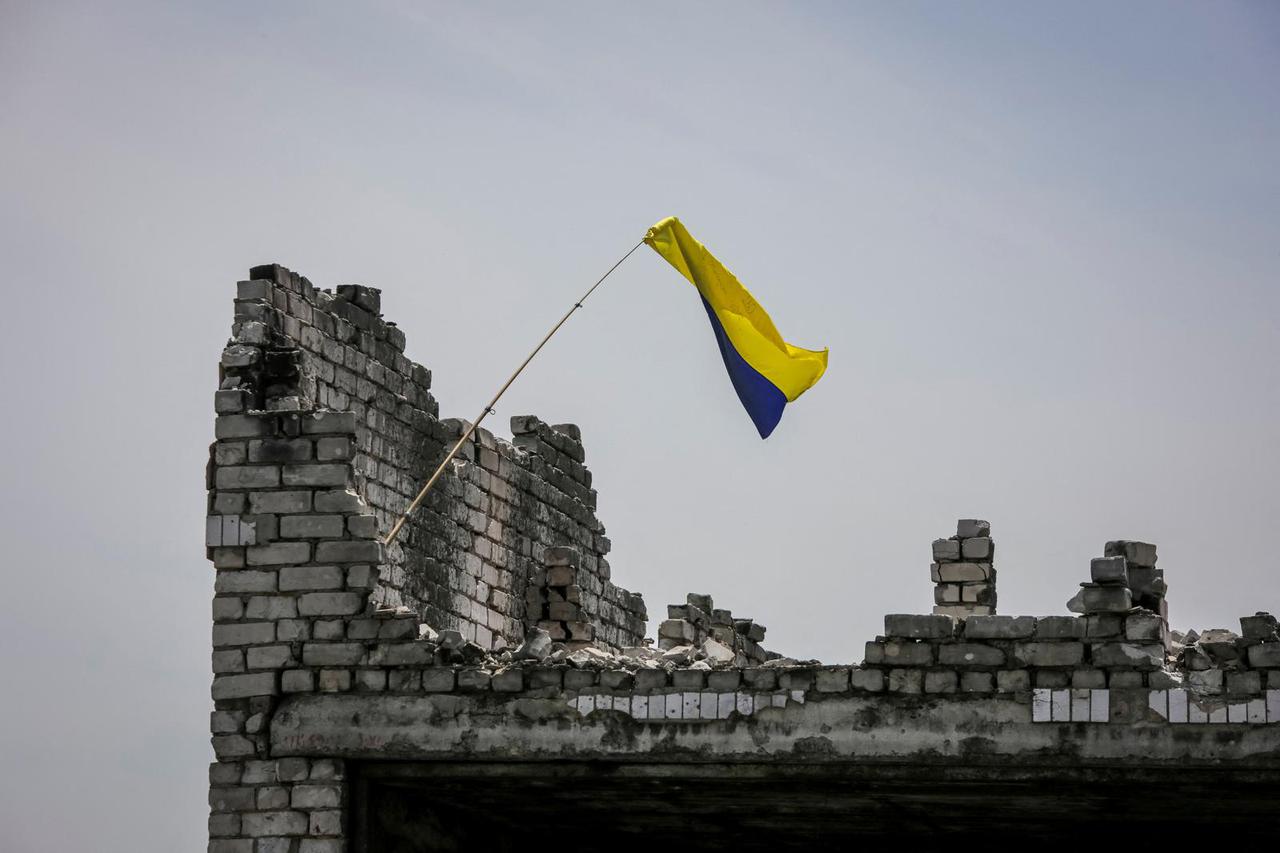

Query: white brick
[1168,689,1189,723]
[1071,689,1091,722]
[1148,690,1168,720]
[1051,689,1070,721]
[1090,689,1109,723]
[1032,688,1052,722]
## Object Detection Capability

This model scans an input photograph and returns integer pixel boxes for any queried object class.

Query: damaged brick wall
[217,263,645,652]
[207,263,653,851]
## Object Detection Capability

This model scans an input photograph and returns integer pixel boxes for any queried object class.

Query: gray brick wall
[220,263,646,652]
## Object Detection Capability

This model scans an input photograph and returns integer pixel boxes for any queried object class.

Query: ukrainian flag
[645,216,828,438]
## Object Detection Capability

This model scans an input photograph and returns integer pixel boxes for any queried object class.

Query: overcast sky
[2,1,1278,849]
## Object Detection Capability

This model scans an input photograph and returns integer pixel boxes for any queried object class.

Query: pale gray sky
[2,1,1278,849]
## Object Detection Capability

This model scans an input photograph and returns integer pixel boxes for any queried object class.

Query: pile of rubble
[371,603,798,676]
[363,532,1280,696]
[1168,612,1280,693]
[657,593,775,666]
[1059,540,1170,668]
[1068,540,1168,626]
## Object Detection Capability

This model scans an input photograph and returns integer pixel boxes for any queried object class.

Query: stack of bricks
[1108,540,1168,619]
[1175,612,1280,696]
[931,519,996,617]
[658,594,773,665]
[1241,612,1280,678]
[1071,540,1170,654]
[527,546,597,649]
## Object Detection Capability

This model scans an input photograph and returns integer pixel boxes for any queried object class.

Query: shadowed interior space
[351,761,1280,850]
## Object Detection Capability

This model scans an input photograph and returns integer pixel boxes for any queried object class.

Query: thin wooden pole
[382,237,647,547]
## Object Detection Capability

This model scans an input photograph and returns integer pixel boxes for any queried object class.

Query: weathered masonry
[207,265,1280,851]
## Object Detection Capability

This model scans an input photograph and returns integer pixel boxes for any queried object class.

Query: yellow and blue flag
[644,216,828,438]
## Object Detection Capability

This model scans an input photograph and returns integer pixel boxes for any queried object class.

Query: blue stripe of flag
[699,296,787,439]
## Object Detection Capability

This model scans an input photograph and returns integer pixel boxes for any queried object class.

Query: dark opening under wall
[350,761,1280,851]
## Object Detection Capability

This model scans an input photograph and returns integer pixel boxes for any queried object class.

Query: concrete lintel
[269,692,1280,764]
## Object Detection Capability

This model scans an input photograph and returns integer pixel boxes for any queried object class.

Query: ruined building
[207,265,1280,851]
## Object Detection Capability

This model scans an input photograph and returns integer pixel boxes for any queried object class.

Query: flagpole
[382,236,647,548]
